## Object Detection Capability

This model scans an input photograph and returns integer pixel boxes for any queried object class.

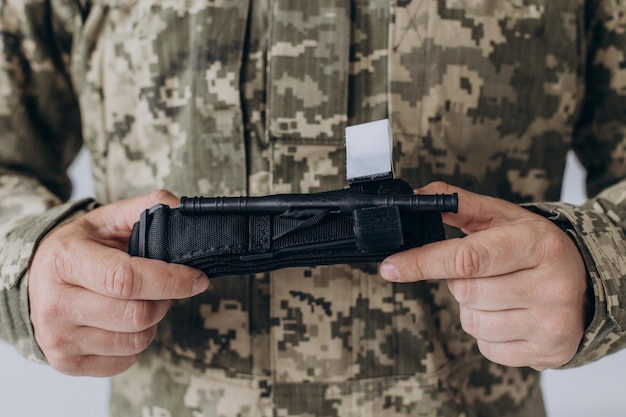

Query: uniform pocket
[266,0,351,145]
[74,1,251,200]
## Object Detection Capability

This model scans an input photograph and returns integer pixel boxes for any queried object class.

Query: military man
[0,1,625,416]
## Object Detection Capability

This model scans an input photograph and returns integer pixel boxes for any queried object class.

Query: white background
[0,149,625,416]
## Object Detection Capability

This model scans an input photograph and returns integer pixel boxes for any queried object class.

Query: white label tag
[345,119,394,183]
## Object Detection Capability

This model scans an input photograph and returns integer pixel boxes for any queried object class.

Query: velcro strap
[354,206,404,252]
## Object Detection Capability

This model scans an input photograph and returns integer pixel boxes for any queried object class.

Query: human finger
[475,338,578,371]
[53,240,208,300]
[62,287,171,332]
[414,181,524,233]
[38,323,158,362]
[446,270,542,311]
[380,224,543,282]
[458,305,532,343]
[84,189,180,242]
[461,304,580,349]
[66,325,159,357]
[46,352,141,377]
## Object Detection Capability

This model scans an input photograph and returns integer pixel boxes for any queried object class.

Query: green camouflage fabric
[0,0,625,416]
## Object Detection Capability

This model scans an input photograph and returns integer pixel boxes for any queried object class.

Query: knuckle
[52,357,84,376]
[125,327,156,353]
[475,340,497,363]
[534,313,580,367]
[32,297,63,328]
[102,356,139,377]
[476,340,516,368]
[33,238,68,284]
[453,243,484,277]
[32,304,68,351]
[42,339,82,375]
[162,264,195,299]
[123,300,156,330]
[540,231,568,260]
[161,270,180,298]
[423,181,451,193]
[51,250,67,281]
[535,344,576,370]
[458,306,477,336]
[448,278,476,305]
[46,355,74,375]
[105,262,137,298]
[547,349,576,368]
[45,335,149,376]
[37,327,67,355]
[148,189,176,205]
[541,311,579,344]
[136,327,157,351]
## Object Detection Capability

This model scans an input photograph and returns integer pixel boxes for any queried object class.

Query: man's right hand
[28,190,209,377]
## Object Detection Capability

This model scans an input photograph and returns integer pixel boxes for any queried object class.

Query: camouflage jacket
[1,0,626,416]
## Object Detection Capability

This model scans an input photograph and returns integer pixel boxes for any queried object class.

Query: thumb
[416,182,526,234]
[84,190,180,239]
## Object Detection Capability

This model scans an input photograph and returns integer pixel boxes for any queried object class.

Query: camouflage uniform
[0,0,625,416]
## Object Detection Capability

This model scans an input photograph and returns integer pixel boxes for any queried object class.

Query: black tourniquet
[129,179,450,277]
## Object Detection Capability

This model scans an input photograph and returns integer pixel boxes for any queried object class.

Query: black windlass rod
[180,193,458,214]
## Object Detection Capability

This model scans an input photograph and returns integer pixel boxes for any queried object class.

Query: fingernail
[192,274,209,295]
[380,262,401,282]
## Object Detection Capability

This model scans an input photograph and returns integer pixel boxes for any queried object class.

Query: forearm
[0,0,86,358]
[0,175,96,360]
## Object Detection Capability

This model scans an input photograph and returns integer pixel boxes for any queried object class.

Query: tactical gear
[1,1,626,417]
[129,179,457,277]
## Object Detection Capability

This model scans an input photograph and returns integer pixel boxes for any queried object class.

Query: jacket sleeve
[0,0,93,361]
[526,0,626,367]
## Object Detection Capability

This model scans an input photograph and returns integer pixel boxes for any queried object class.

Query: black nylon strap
[129,179,447,277]
[249,215,270,253]
[354,205,404,252]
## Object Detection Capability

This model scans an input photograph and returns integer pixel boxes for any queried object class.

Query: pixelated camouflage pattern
[0,0,626,416]
[529,180,626,368]
[0,0,91,362]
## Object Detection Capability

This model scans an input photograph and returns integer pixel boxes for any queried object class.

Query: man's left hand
[380,182,589,371]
